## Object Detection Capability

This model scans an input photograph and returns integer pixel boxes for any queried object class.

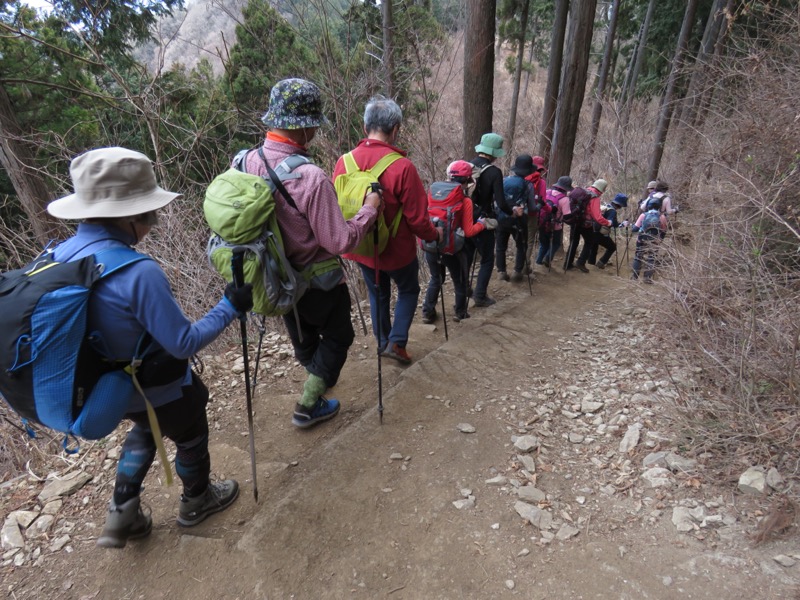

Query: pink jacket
[242,138,378,268]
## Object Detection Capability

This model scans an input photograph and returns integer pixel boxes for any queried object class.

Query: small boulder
[738,466,767,495]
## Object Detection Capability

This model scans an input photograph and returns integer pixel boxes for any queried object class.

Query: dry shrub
[653,8,800,487]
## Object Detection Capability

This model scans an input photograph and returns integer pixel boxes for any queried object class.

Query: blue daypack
[641,209,662,234]
[498,176,528,220]
[0,246,151,440]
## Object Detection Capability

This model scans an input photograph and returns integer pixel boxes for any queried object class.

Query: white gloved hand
[479,217,498,231]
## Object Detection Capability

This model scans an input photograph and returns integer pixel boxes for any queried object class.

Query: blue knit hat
[261,78,328,129]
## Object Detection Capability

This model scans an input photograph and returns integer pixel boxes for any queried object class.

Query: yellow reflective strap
[130,362,173,486]
[343,152,358,174]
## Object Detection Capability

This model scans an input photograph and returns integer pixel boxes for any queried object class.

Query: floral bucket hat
[261,78,328,130]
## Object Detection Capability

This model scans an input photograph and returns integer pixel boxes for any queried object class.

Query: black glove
[224,282,253,313]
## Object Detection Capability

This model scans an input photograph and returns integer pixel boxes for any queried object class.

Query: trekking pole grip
[231,248,246,289]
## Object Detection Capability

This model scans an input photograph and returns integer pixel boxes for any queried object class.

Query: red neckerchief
[266,131,306,151]
[525,172,541,184]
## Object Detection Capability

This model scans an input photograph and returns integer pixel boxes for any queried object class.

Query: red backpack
[420,182,466,255]
[540,188,564,233]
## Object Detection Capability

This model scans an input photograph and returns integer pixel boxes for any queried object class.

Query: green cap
[474,133,506,158]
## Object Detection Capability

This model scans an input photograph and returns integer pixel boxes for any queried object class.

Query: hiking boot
[576,263,589,273]
[543,259,550,269]
[596,261,606,270]
[453,311,470,322]
[96,496,152,548]
[381,343,412,364]
[511,271,523,282]
[472,296,496,307]
[177,479,240,527]
[643,278,654,285]
[421,308,437,324]
[498,271,510,282]
[292,396,341,429]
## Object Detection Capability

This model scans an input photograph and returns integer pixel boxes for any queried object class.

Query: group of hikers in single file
[0,78,678,550]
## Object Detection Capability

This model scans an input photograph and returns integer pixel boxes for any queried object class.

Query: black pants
[283,284,355,388]
[115,373,210,503]
[422,250,469,317]
[495,217,527,274]
[465,228,496,300]
[584,231,617,266]
[564,225,591,269]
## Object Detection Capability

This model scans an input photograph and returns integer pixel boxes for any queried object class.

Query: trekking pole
[469,244,478,296]
[436,249,449,341]
[251,315,267,389]
[371,183,384,424]
[339,258,368,336]
[231,249,258,503]
[621,226,631,267]
[614,227,620,277]
[547,229,555,273]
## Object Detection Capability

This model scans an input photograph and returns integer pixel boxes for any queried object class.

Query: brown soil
[2,247,798,600]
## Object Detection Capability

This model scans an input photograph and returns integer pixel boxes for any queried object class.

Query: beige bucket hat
[47,147,181,220]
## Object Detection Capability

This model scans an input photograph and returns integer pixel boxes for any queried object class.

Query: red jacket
[334,139,437,271]
[586,195,611,227]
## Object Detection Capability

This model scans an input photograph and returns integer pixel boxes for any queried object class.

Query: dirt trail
[3,252,798,599]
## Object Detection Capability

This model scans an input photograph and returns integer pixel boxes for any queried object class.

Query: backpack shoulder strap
[254,147,302,211]
[368,152,403,179]
[274,154,312,181]
[94,247,151,278]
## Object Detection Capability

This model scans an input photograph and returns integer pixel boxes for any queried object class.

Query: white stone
[388,453,404,461]
[569,432,585,444]
[514,501,553,530]
[619,424,641,454]
[30,514,55,536]
[773,554,796,568]
[641,468,672,488]
[738,467,767,495]
[505,580,515,590]
[517,486,546,503]
[50,535,70,552]
[9,510,39,529]
[38,471,93,503]
[452,497,475,510]
[555,524,580,540]
[581,400,604,414]
[672,507,696,532]
[643,452,668,469]
[513,435,540,453]
[1,518,25,550]
[517,548,530,557]
[665,453,697,473]
[485,475,507,486]
[457,423,476,434]
[517,454,536,472]
[766,468,784,491]
[42,500,62,516]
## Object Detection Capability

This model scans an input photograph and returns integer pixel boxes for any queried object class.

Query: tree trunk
[587,0,621,160]
[382,0,395,97]
[463,0,497,158]
[549,0,598,180]
[678,0,726,130]
[507,0,531,156]
[621,0,656,127]
[522,14,538,97]
[647,0,700,181]
[0,84,61,247]
[538,0,569,162]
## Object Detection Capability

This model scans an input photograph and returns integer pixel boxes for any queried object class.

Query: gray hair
[364,95,403,135]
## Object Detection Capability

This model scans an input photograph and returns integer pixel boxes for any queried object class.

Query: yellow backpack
[335,151,403,257]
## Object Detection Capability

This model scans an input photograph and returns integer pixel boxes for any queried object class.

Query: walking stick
[518,225,533,296]
[339,258,368,336]
[371,184,384,424]
[231,249,258,503]
[621,226,631,267]
[436,249,449,341]
[251,315,267,389]
[614,227,620,276]
[469,243,478,296]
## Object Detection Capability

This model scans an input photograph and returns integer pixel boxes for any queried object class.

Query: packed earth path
[2,250,799,599]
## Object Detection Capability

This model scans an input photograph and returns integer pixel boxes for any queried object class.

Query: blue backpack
[498,176,528,220]
[0,246,151,440]
[641,209,662,233]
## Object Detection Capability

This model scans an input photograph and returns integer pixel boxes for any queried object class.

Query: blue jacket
[53,223,237,411]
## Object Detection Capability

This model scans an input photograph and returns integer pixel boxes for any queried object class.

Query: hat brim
[261,112,328,129]
[512,166,534,177]
[474,144,505,158]
[47,187,181,220]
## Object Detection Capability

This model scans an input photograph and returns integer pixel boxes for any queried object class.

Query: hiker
[420,160,495,324]
[45,147,254,548]
[523,155,547,272]
[465,132,505,307]
[574,179,611,272]
[335,95,441,365]
[638,180,658,213]
[241,78,382,427]
[629,205,668,283]
[562,187,593,272]
[536,176,571,268]
[495,154,534,282]
[639,180,678,216]
[587,193,629,270]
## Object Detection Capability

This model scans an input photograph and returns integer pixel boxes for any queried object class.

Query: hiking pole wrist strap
[129,360,174,486]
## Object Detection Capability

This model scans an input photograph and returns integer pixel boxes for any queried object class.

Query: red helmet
[532,155,546,171]
[447,160,473,180]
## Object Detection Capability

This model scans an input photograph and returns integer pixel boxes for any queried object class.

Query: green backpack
[335,151,403,257]
[204,149,341,318]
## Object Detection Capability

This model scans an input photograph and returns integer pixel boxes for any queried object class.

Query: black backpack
[562,188,591,226]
